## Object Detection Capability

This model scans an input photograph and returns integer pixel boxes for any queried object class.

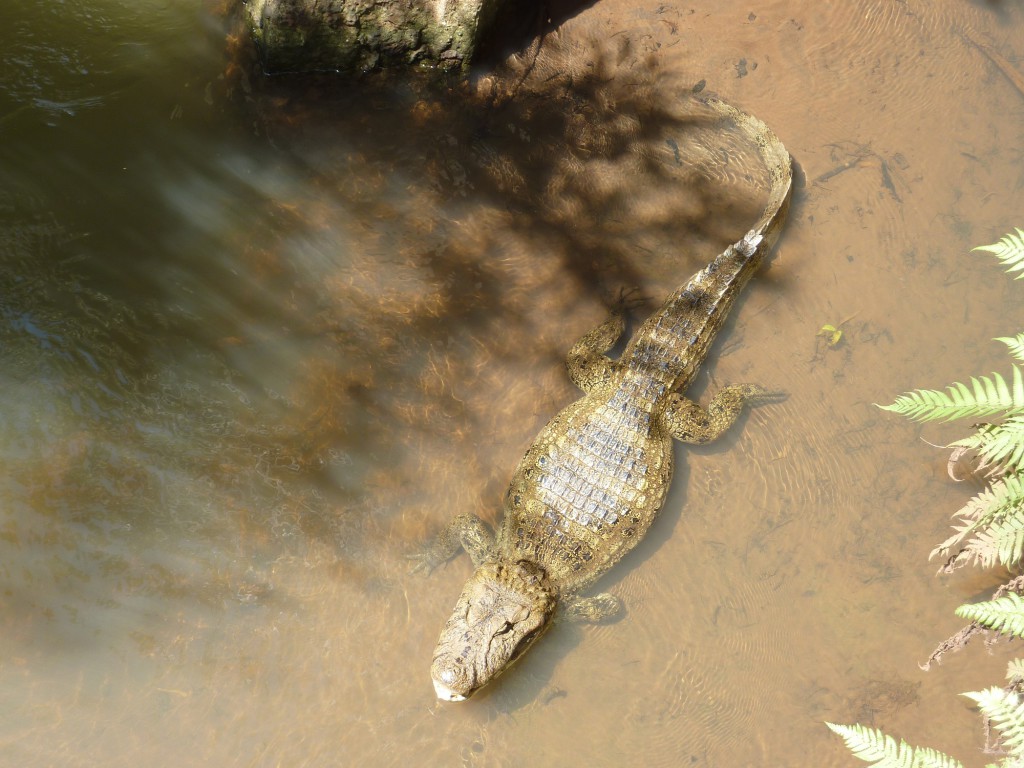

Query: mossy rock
[246,0,504,75]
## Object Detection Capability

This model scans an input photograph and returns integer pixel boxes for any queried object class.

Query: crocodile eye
[509,628,540,659]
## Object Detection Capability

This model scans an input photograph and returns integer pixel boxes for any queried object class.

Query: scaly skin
[412,97,794,702]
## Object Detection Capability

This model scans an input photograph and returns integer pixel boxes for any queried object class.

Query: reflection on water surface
[3,0,1024,765]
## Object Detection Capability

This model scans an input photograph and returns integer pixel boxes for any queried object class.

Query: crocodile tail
[701,96,793,256]
[619,98,793,390]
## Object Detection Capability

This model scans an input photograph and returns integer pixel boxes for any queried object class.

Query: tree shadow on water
[215,29,774,567]
[248,33,768,300]
[0,23,782,659]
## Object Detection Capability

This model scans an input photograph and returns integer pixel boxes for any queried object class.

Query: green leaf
[825,722,964,767]
[818,324,843,347]
[877,367,1024,422]
[973,228,1024,279]
[997,333,1024,364]
[963,687,1024,758]
[956,592,1024,637]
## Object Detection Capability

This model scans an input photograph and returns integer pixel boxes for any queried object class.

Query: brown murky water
[3,0,1023,765]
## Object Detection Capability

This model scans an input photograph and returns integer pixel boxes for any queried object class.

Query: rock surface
[246,0,504,74]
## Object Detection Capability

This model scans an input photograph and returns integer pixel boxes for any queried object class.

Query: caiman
[411,97,793,702]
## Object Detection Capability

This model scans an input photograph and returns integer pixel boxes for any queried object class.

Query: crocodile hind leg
[408,513,497,574]
[566,307,626,393]
[662,384,784,445]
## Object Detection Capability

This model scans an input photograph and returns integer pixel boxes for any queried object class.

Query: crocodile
[411,97,793,702]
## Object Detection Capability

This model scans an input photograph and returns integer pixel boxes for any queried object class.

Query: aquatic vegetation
[828,229,1024,766]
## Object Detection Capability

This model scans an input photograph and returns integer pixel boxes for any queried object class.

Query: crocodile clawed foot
[611,286,648,314]
[736,384,788,406]
[406,551,444,576]
[563,592,624,624]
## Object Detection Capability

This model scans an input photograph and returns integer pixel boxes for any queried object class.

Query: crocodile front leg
[662,384,784,445]
[408,513,497,573]
[566,308,626,393]
[563,593,623,623]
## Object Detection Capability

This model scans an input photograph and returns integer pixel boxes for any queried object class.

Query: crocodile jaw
[430,560,556,701]
[432,678,467,702]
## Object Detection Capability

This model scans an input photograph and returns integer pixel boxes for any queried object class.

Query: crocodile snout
[432,676,468,702]
[431,658,472,701]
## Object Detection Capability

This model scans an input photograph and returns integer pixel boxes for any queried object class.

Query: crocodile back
[499,378,673,594]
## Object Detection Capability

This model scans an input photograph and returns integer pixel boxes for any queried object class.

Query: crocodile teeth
[433,678,467,702]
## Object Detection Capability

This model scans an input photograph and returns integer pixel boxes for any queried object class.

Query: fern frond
[958,510,1024,569]
[997,333,1024,364]
[1007,658,1024,684]
[931,474,1024,566]
[963,687,1024,757]
[973,228,1024,279]
[877,367,1024,423]
[950,417,1024,475]
[825,722,964,767]
[956,592,1024,637]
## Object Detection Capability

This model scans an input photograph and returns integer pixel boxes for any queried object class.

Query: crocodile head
[430,559,557,701]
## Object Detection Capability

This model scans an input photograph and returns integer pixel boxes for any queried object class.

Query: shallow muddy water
[3,1,1024,765]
